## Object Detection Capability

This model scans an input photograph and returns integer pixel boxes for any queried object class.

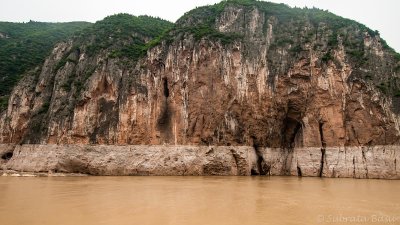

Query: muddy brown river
[0,176,399,225]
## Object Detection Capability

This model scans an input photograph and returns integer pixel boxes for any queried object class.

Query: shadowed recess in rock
[89,98,119,144]
[157,77,172,142]
[163,77,169,98]
[252,143,267,176]
[319,122,326,148]
[1,151,13,161]
[282,117,302,149]
[319,148,326,177]
[297,166,302,177]
[319,122,326,177]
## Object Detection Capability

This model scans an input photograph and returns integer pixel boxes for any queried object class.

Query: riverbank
[1,144,399,179]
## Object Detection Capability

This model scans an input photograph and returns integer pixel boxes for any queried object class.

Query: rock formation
[1,0,399,178]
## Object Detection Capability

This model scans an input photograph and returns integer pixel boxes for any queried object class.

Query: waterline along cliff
[1,0,400,178]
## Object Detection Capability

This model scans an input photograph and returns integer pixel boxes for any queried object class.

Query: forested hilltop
[0,21,91,110]
[0,15,173,111]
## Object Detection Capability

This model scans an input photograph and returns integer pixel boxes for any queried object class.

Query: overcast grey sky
[0,0,399,52]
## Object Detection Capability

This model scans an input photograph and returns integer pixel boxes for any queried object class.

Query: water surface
[0,176,399,225]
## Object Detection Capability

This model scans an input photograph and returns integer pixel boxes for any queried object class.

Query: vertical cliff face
[0,1,399,150]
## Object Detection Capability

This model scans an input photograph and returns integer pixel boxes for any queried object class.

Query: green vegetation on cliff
[176,0,380,44]
[50,14,173,96]
[173,0,400,98]
[0,15,172,112]
[0,21,91,110]
[74,14,173,60]
[1,0,400,113]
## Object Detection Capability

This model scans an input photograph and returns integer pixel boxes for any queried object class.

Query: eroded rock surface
[0,2,399,178]
[1,3,399,148]
[1,144,398,178]
[1,144,258,176]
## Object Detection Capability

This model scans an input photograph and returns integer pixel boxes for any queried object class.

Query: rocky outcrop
[1,144,398,178]
[1,9,399,147]
[261,146,400,179]
[0,1,399,178]
[1,144,258,176]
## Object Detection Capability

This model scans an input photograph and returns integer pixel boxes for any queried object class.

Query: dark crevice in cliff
[318,122,326,177]
[319,122,326,148]
[353,156,356,178]
[319,148,325,177]
[280,112,302,175]
[282,117,302,149]
[163,77,169,98]
[1,151,13,161]
[361,149,369,178]
[157,77,172,142]
[297,163,302,177]
[252,143,268,176]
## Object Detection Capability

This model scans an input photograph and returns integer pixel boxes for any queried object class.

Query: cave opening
[251,169,259,175]
[297,166,302,177]
[163,78,169,98]
[157,77,171,135]
[251,138,267,176]
[1,152,13,161]
[282,117,302,149]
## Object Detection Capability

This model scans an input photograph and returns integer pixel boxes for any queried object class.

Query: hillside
[0,0,399,178]
[0,21,91,110]
[173,0,400,97]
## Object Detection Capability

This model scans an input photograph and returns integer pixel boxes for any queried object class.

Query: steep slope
[1,1,399,178]
[0,14,173,143]
[0,21,91,110]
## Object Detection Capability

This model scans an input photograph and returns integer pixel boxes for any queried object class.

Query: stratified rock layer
[0,144,257,176]
[1,144,398,178]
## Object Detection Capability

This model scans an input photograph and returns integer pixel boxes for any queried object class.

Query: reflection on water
[0,176,399,225]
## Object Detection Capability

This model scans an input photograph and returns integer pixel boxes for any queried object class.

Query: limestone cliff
[1,1,400,178]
